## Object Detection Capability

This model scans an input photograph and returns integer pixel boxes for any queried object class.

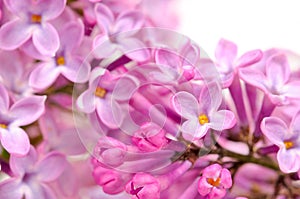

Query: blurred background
[177,0,300,58]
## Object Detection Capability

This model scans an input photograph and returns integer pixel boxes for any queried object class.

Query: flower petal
[114,11,144,33]
[112,75,139,101]
[32,23,59,56]
[239,67,267,92]
[1,127,30,155]
[0,19,32,50]
[94,3,114,34]
[29,62,61,90]
[260,117,287,146]
[93,34,118,59]
[283,81,300,99]
[290,110,300,135]
[220,169,232,188]
[277,148,300,173]
[118,37,150,62]
[35,0,66,20]
[171,91,199,119]
[4,0,31,14]
[155,48,181,69]
[181,118,207,141]
[10,95,46,126]
[0,179,23,199]
[36,152,67,182]
[0,84,9,112]
[235,49,263,68]
[61,56,90,83]
[199,82,222,113]
[59,20,84,51]
[10,146,38,175]
[76,89,96,113]
[215,39,237,68]
[209,110,236,131]
[266,54,290,87]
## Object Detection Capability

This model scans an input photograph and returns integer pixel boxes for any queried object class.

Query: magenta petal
[118,37,150,62]
[29,62,61,90]
[215,38,237,67]
[0,19,32,50]
[220,169,232,188]
[210,110,236,131]
[36,0,66,20]
[277,149,300,173]
[209,187,227,199]
[0,179,23,199]
[32,23,59,56]
[266,54,290,87]
[198,177,213,196]
[36,152,67,182]
[94,3,114,33]
[1,127,30,155]
[115,11,144,33]
[172,91,199,119]
[261,117,287,146]
[235,49,263,68]
[0,84,9,111]
[61,56,90,83]
[10,146,38,175]
[10,95,46,126]
[202,164,222,178]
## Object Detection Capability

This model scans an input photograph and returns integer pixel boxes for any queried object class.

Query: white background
[178,0,300,58]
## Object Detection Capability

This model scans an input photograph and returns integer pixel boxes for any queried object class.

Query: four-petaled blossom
[0,0,66,56]
[29,20,91,90]
[172,82,236,141]
[261,111,300,173]
[0,146,67,199]
[198,163,232,199]
[239,54,300,105]
[0,84,46,155]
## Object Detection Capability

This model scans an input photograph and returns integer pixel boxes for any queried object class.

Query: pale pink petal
[29,62,61,90]
[96,99,123,129]
[0,84,9,111]
[76,89,96,113]
[61,56,90,83]
[10,146,38,175]
[202,164,222,179]
[10,95,46,126]
[93,34,118,59]
[32,23,59,56]
[266,54,290,87]
[235,49,263,68]
[239,67,267,92]
[114,11,144,33]
[261,117,287,146]
[112,75,139,101]
[0,179,23,199]
[3,0,31,15]
[94,3,114,33]
[182,42,200,66]
[199,82,222,113]
[36,0,66,20]
[290,110,300,134]
[155,48,181,69]
[215,39,237,68]
[277,148,300,173]
[1,127,30,155]
[181,118,207,141]
[118,37,150,62]
[283,81,300,99]
[59,20,84,51]
[209,110,236,131]
[36,152,67,182]
[171,91,199,119]
[0,19,32,50]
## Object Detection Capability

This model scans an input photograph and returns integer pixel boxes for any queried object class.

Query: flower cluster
[0,1,300,199]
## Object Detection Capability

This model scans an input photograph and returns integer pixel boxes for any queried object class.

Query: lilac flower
[239,54,300,105]
[0,0,66,56]
[0,147,67,199]
[0,84,46,155]
[93,3,149,61]
[171,82,236,141]
[29,20,90,90]
[198,164,232,199]
[261,111,300,173]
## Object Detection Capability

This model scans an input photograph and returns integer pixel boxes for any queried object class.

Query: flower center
[94,87,107,98]
[0,124,7,129]
[31,14,42,23]
[56,56,65,66]
[207,177,221,187]
[198,114,209,125]
[284,141,294,149]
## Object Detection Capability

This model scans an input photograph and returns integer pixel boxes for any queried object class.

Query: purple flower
[261,111,300,173]
[239,54,300,105]
[198,164,232,199]
[0,0,66,56]
[29,20,90,90]
[0,147,67,199]
[0,84,46,155]
[171,82,236,141]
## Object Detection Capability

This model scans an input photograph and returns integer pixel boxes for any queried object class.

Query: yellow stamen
[94,87,107,98]
[56,56,65,66]
[31,14,42,23]
[198,114,209,125]
[0,124,7,129]
[284,141,294,149]
[207,177,221,187]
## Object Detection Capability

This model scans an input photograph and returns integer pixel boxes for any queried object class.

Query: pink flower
[261,111,300,173]
[125,173,160,199]
[29,20,91,90]
[171,82,236,141]
[0,0,66,56]
[0,147,67,199]
[93,3,149,61]
[198,164,232,199]
[239,54,300,105]
[0,84,46,155]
